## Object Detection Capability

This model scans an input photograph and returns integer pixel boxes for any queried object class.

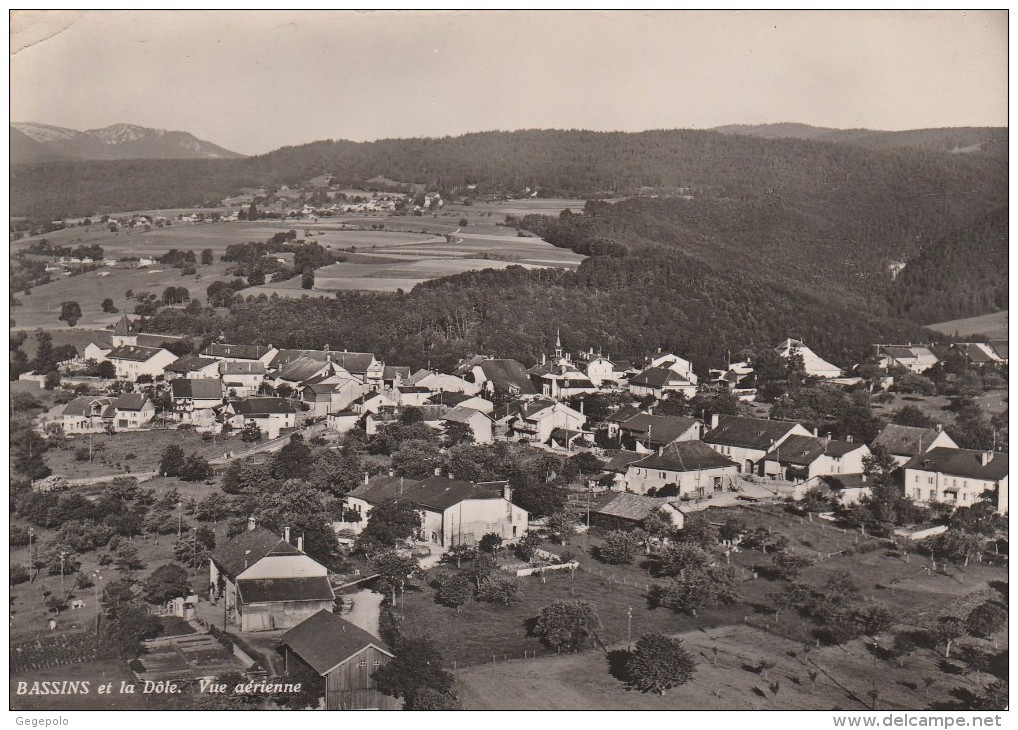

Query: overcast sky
[10,10,1008,156]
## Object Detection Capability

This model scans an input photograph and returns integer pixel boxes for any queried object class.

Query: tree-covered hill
[714,124,1008,154]
[11,128,1006,221]
[888,206,1008,324]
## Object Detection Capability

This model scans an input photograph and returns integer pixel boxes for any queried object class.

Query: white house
[164,354,221,380]
[877,345,939,374]
[509,399,586,445]
[703,414,811,475]
[617,413,702,453]
[61,396,114,433]
[761,434,871,481]
[628,366,697,400]
[626,441,739,496]
[904,448,1008,515]
[442,406,493,445]
[170,378,224,420]
[203,343,279,367]
[406,370,481,396]
[106,345,178,381]
[775,339,842,379]
[220,361,266,398]
[109,393,156,430]
[225,397,297,439]
[344,476,528,549]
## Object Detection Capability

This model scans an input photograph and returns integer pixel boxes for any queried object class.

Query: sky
[9,10,1009,156]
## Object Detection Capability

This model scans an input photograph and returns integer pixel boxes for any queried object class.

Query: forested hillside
[11,128,1006,222]
[888,206,1009,324]
[715,124,1008,154]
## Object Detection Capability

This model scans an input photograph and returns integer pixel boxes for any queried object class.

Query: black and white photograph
[8,9,1008,717]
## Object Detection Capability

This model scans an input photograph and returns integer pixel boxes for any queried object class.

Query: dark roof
[882,345,920,360]
[763,434,864,465]
[632,441,737,472]
[112,314,133,335]
[603,450,644,473]
[478,359,537,394]
[237,576,334,604]
[211,527,285,579]
[113,393,150,411]
[171,378,223,400]
[871,424,944,458]
[349,476,509,512]
[613,359,635,372]
[426,391,473,407]
[703,416,803,450]
[593,492,675,522]
[904,448,1009,482]
[550,428,585,442]
[988,340,1008,361]
[269,349,331,368]
[62,396,113,417]
[620,414,699,446]
[204,343,274,360]
[956,343,997,364]
[607,405,643,424]
[820,474,871,492]
[518,398,558,419]
[276,356,329,383]
[443,406,488,424]
[630,366,691,389]
[303,382,336,396]
[383,366,411,380]
[230,397,296,415]
[220,361,266,375]
[328,352,376,374]
[165,354,218,373]
[281,610,391,675]
[107,344,166,362]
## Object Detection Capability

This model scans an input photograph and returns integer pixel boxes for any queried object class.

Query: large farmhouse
[209,522,335,633]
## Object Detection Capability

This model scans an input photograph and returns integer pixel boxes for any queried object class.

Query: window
[660,472,666,479]
[914,475,920,482]
[928,477,934,484]
[372,660,381,667]
[929,490,935,500]
[358,659,367,667]
[913,488,921,499]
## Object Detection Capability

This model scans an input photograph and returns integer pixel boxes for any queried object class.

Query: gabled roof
[281,610,391,675]
[517,398,559,419]
[276,356,330,383]
[620,414,699,446]
[327,352,377,373]
[107,344,166,362]
[171,378,223,400]
[113,393,150,411]
[62,396,113,417]
[220,361,266,375]
[426,391,473,407]
[593,492,676,522]
[703,416,803,450]
[763,434,864,465]
[237,576,334,604]
[229,397,296,415]
[442,406,489,424]
[904,447,1009,482]
[383,366,411,380]
[607,405,643,424]
[632,440,737,473]
[871,424,944,458]
[165,354,218,373]
[303,382,336,396]
[477,359,537,394]
[204,343,274,361]
[630,366,692,389]
[210,527,285,579]
[603,450,644,474]
[988,340,1008,361]
[956,343,998,364]
[612,359,635,372]
[349,476,509,512]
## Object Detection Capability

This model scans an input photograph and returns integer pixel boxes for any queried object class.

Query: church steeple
[111,314,137,347]
[554,328,563,360]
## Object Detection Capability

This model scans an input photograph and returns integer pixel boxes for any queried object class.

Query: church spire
[554,328,563,359]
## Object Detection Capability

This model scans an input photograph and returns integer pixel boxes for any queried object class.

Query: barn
[280,610,401,710]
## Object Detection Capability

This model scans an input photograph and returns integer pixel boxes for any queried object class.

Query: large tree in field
[370,550,419,606]
[597,530,641,565]
[533,600,600,652]
[58,300,82,327]
[625,633,697,695]
[143,563,191,604]
[159,444,186,478]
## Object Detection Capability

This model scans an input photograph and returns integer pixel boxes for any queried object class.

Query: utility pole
[27,527,35,583]
[627,605,633,652]
[177,501,183,538]
[59,551,68,595]
[93,570,102,640]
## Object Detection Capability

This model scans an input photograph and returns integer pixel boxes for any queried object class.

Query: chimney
[846,434,853,442]
[388,468,394,477]
[813,427,818,437]
[503,484,513,502]
[861,474,867,483]
[711,413,720,430]
[297,536,304,552]
[981,451,993,466]
[434,466,442,476]
[247,516,256,532]
[364,471,369,486]
[448,472,454,481]
[284,526,291,543]
[936,423,943,433]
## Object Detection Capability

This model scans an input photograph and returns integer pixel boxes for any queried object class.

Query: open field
[870,390,1008,423]
[927,311,1008,340]
[455,620,1006,710]
[12,261,234,330]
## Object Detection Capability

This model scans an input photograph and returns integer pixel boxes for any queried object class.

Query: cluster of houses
[57,316,1008,517]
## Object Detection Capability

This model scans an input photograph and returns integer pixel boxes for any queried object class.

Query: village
[9,306,1009,711]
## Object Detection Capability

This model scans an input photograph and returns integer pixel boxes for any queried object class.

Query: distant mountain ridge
[10,122,243,162]
[713,123,1008,153]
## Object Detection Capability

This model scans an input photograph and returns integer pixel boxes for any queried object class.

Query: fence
[515,560,579,578]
